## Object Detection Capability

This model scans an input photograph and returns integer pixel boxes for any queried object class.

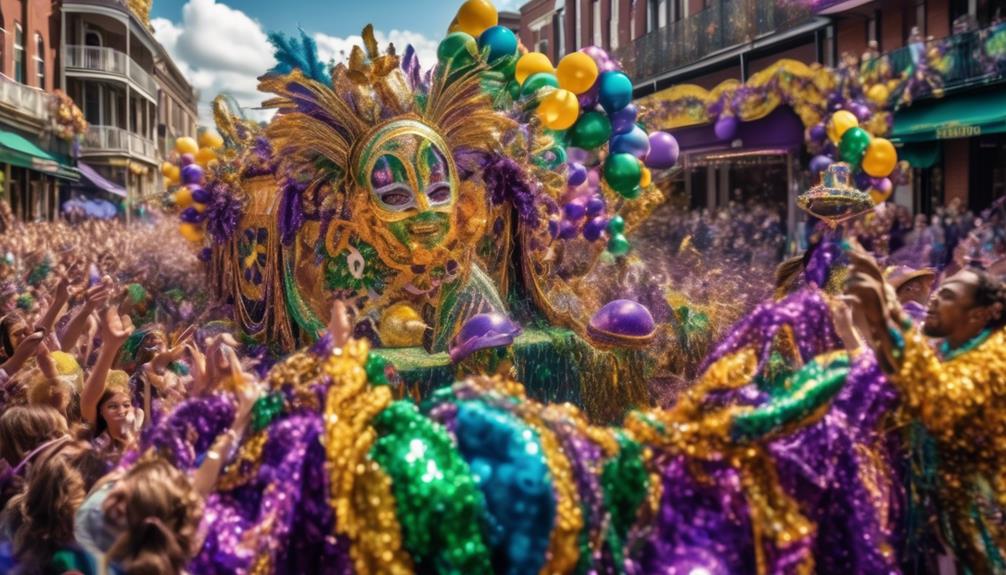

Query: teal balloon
[607,215,625,234]
[839,127,871,166]
[543,145,567,169]
[570,111,612,150]
[478,26,518,62]
[438,32,478,66]
[520,72,559,98]
[607,233,631,256]
[598,71,633,113]
[603,153,642,195]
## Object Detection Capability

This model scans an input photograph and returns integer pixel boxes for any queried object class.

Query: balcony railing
[864,22,1006,105]
[0,73,50,120]
[618,0,813,83]
[82,125,157,161]
[64,45,158,98]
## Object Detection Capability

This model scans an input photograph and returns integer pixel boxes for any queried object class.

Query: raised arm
[60,277,112,353]
[81,305,134,426]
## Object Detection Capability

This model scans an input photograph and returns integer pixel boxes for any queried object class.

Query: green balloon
[604,153,642,195]
[570,111,612,150]
[607,233,631,256]
[520,72,559,99]
[493,53,518,78]
[620,186,642,200]
[507,81,521,100]
[438,32,478,67]
[839,127,871,166]
[543,145,567,169]
[607,215,625,234]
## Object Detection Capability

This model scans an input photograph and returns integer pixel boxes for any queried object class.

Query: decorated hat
[587,299,656,349]
[797,163,874,228]
[885,265,935,291]
[449,313,522,363]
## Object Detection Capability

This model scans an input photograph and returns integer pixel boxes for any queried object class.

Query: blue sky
[149,0,524,123]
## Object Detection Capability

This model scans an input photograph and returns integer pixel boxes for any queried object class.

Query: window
[574,0,581,50]
[537,39,549,54]
[647,0,658,32]
[631,0,637,39]
[659,0,668,28]
[34,34,44,90]
[610,0,620,50]
[671,0,683,22]
[14,23,24,83]
[593,0,602,47]
[83,82,100,124]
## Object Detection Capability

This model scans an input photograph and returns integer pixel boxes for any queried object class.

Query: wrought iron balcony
[81,125,158,162]
[864,22,1006,104]
[64,45,158,99]
[618,0,814,84]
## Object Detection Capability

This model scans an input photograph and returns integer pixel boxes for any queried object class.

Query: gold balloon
[455,0,498,38]
[869,187,892,204]
[198,129,225,149]
[862,138,897,177]
[174,186,193,208]
[195,147,217,166]
[827,110,859,144]
[175,137,199,155]
[178,222,204,243]
[536,88,580,131]
[556,52,599,95]
[161,161,175,177]
[167,165,181,183]
[640,166,652,188]
[516,52,554,86]
[867,84,889,106]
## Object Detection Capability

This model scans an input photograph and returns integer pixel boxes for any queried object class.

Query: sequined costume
[892,327,1006,573]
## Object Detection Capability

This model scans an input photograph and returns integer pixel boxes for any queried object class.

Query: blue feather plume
[267,28,331,85]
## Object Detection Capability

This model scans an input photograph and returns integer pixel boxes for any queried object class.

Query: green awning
[898,141,942,169]
[0,130,79,181]
[891,89,1006,143]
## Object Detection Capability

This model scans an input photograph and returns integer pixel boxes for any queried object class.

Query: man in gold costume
[849,246,1006,573]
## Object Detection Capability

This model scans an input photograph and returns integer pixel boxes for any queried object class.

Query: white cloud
[494,0,524,10]
[153,0,443,127]
[314,29,439,75]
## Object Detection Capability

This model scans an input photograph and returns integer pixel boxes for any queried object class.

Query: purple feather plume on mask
[204,181,244,244]
[483,154,539,228]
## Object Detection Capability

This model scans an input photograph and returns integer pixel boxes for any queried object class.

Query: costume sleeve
[892,330,1006,442]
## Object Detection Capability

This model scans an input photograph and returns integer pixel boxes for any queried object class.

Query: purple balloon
[190,186,211,204]
[583,215,607,241]
[578,82,600,109]
[568,162,588,186]
[181,164,204,186]
[809,123,827,143]
[558,219,579,239]
[567,147,590,164]
[714,115,739,141]
[564,200,586,221]
[809,154,834,175]
[874,177,893,194]
[585,195,605,216]
[610,125,650,158]
[644,131,679,169]
[580,45,610,66]
[179,153,195,167]
[179,207,205,223]
[852,103,871,122]
[610,104,638,135]
[854,170,873,190]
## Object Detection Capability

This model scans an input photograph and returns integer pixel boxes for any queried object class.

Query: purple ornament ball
[181,164,204,186]
[809,123,827,143]
[583,215,607,241]
[558,219,579,239]
[568,162,588,186]
[644,131,679,169]
[564,200,586,221]
[585,195,605,216]
[714,115,739,141]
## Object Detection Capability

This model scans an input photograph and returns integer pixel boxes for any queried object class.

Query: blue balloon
[610,125,650,158]
[478,26,518,62]
[610,103,638,135]
[598,71,633,113]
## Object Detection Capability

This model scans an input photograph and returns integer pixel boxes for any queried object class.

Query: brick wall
[748,42,817,75]
[0,0,57,90]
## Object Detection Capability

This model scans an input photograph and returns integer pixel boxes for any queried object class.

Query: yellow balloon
[862,137,897,177]
[869,187,892,205]
[198,129,224,150]
[175,137,199,155]
[516,52,554,86]
[195,147,217,167]
[556,52,599,95]
[163,176,174,189]
[174,186,193,208]
[167,165,181,183]
[640,166,652,188]
[193,201,208,213]
[178,222,204,243]
[161,161,175,177]
[536,89,580,131]
[455,0,498,37]
[827,110,859,144]
[867,84,889,106]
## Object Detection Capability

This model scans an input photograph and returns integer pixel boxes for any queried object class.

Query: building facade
[519,0,1006,220]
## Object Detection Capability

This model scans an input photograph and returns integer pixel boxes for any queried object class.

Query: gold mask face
[355,119,459,266]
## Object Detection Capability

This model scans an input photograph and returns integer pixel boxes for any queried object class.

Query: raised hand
[326,300,353,348]
[99,305,135,350]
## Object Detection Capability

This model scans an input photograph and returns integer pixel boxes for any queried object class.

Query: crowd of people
[0,190,1004,573]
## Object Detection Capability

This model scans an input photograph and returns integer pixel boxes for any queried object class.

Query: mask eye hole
[426,183,451,205]
[376,183,415,211]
